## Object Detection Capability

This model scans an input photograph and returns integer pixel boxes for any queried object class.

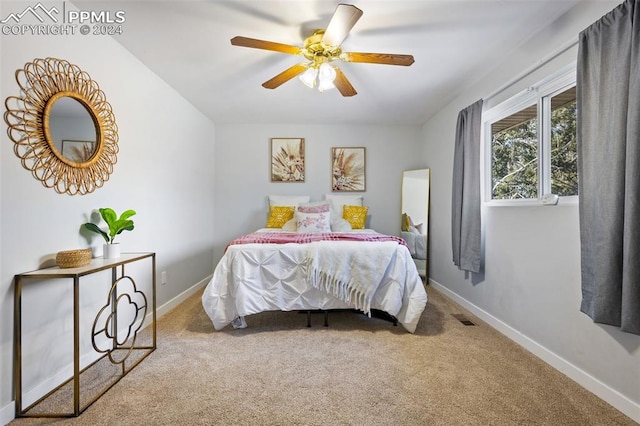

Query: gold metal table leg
[14,277,22,416]
[74,276,80,416]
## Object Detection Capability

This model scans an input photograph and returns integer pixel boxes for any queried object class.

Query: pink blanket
[226,231,408,251]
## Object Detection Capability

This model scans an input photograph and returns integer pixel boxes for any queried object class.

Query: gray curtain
[451,99,483,273]
[577,0,640,335]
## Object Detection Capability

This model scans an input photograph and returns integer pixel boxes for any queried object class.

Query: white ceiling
[76,0,580,125]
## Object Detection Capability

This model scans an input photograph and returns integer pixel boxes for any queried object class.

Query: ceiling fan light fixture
[299,66,318,88]
[317,80,336,92]
[317,63,337,92]
[318,63,336,82]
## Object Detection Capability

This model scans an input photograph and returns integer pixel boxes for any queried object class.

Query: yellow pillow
[266,206,295,228]
[343,205,368,229]
[401,213,411,232]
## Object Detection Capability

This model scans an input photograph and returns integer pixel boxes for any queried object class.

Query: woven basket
[56,249,92,268]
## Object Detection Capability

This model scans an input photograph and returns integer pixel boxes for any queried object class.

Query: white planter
[103,243,121,259]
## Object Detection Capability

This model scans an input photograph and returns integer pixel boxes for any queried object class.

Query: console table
[14,252,156,417]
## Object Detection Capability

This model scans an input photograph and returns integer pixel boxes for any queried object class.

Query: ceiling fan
[230,3,415,97]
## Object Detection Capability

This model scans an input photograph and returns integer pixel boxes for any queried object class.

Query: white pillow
[269,195,311,207]
[295,211,331,233]
[282,218,297,231]
[324,194,363,215]
[330,217,353,232]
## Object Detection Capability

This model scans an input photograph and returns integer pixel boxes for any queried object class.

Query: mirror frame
[401,168,430,278]
[4,57,119,195]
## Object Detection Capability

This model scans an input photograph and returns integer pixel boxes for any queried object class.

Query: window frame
[482,63,578,206]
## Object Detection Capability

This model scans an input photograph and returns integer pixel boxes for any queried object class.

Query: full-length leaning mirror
[401,169,430,278]
[4,57,119,195]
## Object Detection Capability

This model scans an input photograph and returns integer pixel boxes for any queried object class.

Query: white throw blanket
[305,240,399,315]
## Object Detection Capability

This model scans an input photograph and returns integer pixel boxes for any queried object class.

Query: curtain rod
[484,37,579,102]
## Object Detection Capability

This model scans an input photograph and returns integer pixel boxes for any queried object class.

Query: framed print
[331,147,365,191]
[271,138,305,182]
[61,140,96,163]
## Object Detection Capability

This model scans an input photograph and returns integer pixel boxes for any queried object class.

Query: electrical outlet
[161,271,167,285]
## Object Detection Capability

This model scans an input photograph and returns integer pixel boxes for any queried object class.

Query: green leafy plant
[83,208,136,244]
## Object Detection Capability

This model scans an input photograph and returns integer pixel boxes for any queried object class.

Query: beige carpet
[10,285,636,426]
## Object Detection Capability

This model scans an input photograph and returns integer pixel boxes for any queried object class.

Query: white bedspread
[201,231,428,333]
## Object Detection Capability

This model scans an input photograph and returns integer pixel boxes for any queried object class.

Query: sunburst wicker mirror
[4,57,119,195]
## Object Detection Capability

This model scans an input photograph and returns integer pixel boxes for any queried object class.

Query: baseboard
[155,275,211,320]
[1,401,14,426]
[1,276,212,426]
[428,278,640,424]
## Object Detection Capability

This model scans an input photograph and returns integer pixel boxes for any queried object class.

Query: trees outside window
[484,65,577,203]
[550,86,578,197]
[491,104,538,199]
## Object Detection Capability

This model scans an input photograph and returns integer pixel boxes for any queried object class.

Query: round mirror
[4,58,119,195]
[46,94,100,166]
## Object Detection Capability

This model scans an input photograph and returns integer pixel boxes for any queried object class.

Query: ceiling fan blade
[322,4,363,47]
[333,67,357,97]
[341,52,415,66]
[262,63,308,89]
[231,36,302,55]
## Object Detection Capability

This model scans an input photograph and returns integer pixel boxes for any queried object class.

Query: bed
[201,195,428,333]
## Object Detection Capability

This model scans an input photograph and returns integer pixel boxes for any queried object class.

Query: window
[484,65,577,203]
[549,86,578,196]
[491,103,538,199]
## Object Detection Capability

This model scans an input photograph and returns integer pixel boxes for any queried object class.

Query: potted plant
[83,208,136,259]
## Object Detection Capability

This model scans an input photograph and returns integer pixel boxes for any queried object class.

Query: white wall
[0,1,216,420]
[213,124,423,265]
[422,2,640,422]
